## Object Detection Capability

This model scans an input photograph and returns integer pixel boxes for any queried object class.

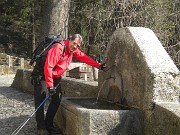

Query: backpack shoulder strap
[59,40,66,57]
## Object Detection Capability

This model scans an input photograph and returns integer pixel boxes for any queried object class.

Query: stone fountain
[55,27,180,135]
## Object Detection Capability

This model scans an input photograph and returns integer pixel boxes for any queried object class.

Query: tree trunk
[40,0,71,39]
[31,0,36,57]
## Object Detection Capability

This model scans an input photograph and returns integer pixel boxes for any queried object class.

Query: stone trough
[56,97,143,135]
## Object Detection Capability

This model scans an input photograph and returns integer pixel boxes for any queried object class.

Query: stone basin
[56,97,144,135]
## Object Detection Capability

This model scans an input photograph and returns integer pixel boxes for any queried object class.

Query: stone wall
[60,77,98,97]
[98,27,180,135]
[11,69,98,97]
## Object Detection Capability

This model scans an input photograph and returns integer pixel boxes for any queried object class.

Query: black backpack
[29,34,66,66]
[30,34,66,80]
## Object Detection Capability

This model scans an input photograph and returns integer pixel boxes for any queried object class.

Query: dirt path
[0,74,37,135]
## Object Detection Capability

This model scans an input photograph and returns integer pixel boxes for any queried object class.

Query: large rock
[98,27,180,135]
[11,69,33,94]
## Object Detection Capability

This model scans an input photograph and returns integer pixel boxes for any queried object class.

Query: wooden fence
[0,53,24,67]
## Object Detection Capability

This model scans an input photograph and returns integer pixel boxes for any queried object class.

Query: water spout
[96,76,116,104]
[96,79,109,104]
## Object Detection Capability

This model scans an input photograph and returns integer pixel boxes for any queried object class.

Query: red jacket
[44,40,100,87]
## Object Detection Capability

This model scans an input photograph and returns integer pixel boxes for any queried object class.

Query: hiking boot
[47,127,63,135]
[36,129,49,135]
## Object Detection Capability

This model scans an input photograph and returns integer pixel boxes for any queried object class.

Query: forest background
[0,0,179,68]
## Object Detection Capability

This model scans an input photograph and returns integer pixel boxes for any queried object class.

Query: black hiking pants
[34,77,62,129]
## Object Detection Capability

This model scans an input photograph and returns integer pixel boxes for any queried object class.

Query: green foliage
[0,0,42,57]
[0,0,31,27]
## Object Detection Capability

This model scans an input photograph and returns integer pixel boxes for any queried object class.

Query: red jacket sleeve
[73,49,101,69]
[44,43,64,87]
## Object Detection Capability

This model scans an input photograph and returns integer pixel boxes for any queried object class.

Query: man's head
[69,34,82,52]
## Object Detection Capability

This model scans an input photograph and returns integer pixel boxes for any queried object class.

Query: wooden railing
[0,53,24,68]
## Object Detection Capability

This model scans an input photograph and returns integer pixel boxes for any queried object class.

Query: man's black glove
[99,63,107,71]
[48,87,56,96]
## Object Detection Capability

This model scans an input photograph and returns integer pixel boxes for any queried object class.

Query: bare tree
[69,0,180,68]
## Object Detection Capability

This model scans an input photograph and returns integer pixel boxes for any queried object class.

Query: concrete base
[55,97,144,135]
[145,102,180,135]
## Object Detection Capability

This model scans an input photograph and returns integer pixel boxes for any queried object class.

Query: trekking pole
[11,95,49,135]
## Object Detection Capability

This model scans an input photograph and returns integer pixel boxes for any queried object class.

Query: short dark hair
[69,34,82,44]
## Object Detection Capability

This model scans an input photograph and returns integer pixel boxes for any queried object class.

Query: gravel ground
[0,74,37,135]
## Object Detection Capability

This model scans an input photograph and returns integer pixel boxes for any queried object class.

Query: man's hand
[48,87,56,96]
[99,63,107,71]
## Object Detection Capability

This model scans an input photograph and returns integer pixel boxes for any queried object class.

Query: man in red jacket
[33,34,106,135]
